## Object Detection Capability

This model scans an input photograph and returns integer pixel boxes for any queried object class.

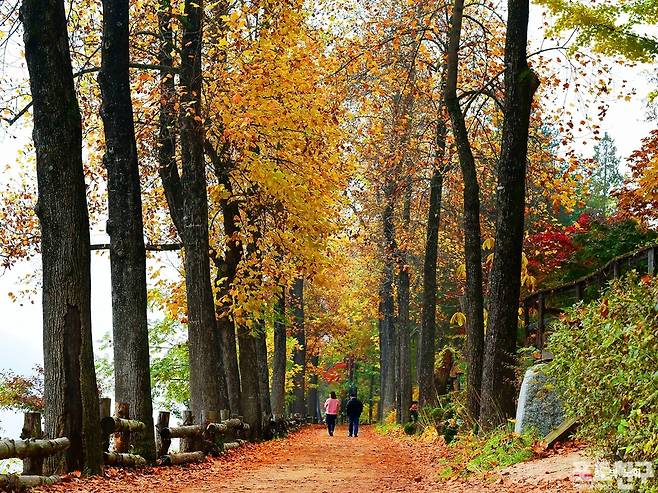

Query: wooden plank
[543,416,578,448]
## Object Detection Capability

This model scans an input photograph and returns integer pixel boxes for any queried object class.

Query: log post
[575,282,584,301]
[537,293,545,352]
[99,398,112,419]
[114,402,130,453]
[99,398,112,452]
[179,410,195,453]
[220,409,230,421]
[202,410,220,455]
[156,411,170,458]
[613,260,620,279]
[646,247,654,274]
[20,412,43,475]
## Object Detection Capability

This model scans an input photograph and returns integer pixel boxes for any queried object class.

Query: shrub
[546,272,658,490]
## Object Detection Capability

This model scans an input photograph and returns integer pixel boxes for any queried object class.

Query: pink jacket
[324,397,340,415]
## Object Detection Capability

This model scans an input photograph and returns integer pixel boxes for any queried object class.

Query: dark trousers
[348,415,359,436]
[326,414,337,435]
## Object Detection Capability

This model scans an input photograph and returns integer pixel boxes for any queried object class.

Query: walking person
[324,391,340,436]
[345,393,363,437]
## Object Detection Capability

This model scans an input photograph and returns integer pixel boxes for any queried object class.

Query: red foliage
[615,129,658,223]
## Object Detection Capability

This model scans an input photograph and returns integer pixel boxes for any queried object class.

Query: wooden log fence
[0,413,69,489]
[1,406,310,486]
[100,401,147,467]
[522,243,658,352]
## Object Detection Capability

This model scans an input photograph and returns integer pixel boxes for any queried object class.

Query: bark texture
[179,0,228,421]
[237,324,262,439]
[397,182,412,424]
[306,353,320,421]
[480,0,539,429]
[209,145,242,416]
[289,278,306,417]
[379,190,397,418]
[98,0,155,462]
[255,324,272,419]
[270,291,287,418]
[157,1,183,235]
[21,0,103,474]
[445,0,486,422]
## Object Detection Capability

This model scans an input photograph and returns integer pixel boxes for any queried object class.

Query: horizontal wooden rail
[524,243,658,305]
[521,242,658,351]
[0,438,70,460]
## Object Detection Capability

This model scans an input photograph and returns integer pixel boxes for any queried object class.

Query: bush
[546,272,658,490]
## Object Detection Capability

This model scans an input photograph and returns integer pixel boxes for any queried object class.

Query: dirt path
[181,424,433,493]
[37,425,578,493]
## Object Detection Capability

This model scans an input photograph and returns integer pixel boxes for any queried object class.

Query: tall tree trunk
[445,0,486,422]
[397,182,412,423]
[236,324,262,439]
[255,321,272,418]
[179,0,228,421]
[208,145,242,416]
[271,291,287,418]
[418,173,444,405]
[480,0,539,429]
[379,190,397,418]
[21,0,103,474]
[418,105,447,407]
[157,1,183,235]
[289,278,306,417]
[306,353,319,421]
[98,0,155,462]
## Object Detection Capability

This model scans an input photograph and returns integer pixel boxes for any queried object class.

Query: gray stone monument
[514,363,564,437]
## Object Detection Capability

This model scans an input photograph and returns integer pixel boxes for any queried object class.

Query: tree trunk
[418,115,447,407]
[306,353,319,422]
[289,278,306,417]
[20,0,103,475]
[208,146,242,416]
[397,182,412,423]
[271,291,287,418]
[179,0,228,421]
[157,1,183,234]
[445,0,486,422]
[255,323,272,418]
[237,324,262,439]
[379,190,397,418]
[98,0,155,462]
[480,0,539,430]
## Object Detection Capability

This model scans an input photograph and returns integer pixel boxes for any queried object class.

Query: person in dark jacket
[345,393,364,437]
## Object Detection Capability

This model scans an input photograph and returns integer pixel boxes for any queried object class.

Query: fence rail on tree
[522,243,658,351]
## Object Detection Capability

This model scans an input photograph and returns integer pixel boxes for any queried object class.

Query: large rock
[514,363,564,437]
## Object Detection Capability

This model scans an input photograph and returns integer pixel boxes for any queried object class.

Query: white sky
[0,2,656,439]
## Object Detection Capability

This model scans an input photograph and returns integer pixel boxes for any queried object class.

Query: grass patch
[437,427,538,478]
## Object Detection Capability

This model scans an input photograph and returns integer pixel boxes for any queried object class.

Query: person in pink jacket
[324,391,340,436]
